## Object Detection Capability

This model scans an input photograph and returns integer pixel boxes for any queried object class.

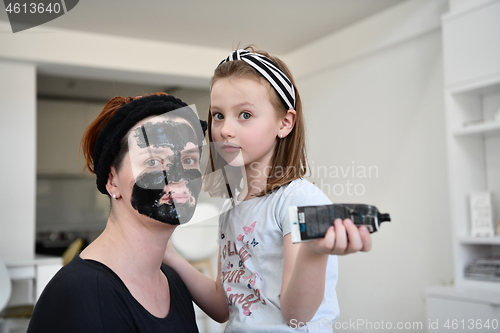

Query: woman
[27,93,207,332]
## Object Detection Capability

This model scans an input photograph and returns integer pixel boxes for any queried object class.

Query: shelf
[459,236,500,245]
[37,173,94,179]
[453,120,500,137]
[447,73,500,95]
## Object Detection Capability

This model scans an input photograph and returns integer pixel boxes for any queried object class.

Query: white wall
[288,0,453,331]
[0,61,36,260]
[0,20,228,89]
[449,0,492,12]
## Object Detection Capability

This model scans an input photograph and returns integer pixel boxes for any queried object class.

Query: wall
[0,20,228,89]
[449,0,492,11]
[0,61,36,260]
[286,0,453,331]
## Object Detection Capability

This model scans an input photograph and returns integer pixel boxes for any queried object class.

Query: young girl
[164,47,372,332]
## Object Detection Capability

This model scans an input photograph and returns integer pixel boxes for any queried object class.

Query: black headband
[218,49,296,110]
[93,94,207,195]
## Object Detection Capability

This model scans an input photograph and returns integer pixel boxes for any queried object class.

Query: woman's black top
[27,254,199,333]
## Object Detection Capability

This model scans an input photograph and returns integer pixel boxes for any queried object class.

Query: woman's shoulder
[41,254,114,295]
[28,255,107,332]
[51,255,98,283]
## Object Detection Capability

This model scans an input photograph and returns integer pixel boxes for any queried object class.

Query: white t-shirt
[218,178,340,333]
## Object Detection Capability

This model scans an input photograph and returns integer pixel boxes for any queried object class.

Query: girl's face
[119,113,202,225]
[210,77,282,168]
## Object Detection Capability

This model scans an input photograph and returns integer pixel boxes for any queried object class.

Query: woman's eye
[240,112,251,120]
[213,112,224,120]
[182,157,198,166]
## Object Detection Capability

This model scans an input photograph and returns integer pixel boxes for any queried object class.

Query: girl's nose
[220,121,235,139]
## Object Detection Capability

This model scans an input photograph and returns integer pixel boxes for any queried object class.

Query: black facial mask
[130,121,202,225]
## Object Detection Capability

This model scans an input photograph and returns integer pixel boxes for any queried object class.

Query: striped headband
[217,49,296,110]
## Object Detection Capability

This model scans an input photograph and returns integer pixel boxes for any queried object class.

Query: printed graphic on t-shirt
[221,220,266,316]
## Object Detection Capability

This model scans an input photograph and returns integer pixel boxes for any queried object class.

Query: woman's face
[124,112,202,225]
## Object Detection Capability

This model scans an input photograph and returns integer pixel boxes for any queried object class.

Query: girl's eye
[239,112,251,120]
[213,112,224,120]
[146,159,161,167]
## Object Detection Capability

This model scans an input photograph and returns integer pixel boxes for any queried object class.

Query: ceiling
[1,0,404,55]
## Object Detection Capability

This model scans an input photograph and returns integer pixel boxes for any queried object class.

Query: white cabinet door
[427,296,500,332]
[443,1,500,88]
[37,100,86,174]
[37,100,103,175]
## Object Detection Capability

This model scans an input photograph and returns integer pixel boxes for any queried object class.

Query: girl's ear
[105,166,121,199]
[279,109,296,139]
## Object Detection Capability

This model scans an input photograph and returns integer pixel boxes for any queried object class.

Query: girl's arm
[280,218,371,325]
[164,242,229,323]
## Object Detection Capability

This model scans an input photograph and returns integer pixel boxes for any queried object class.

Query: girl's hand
[305,219,372,255]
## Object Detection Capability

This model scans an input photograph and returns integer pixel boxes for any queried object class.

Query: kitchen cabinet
[37,99,102,175]
[427,287,500,332]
